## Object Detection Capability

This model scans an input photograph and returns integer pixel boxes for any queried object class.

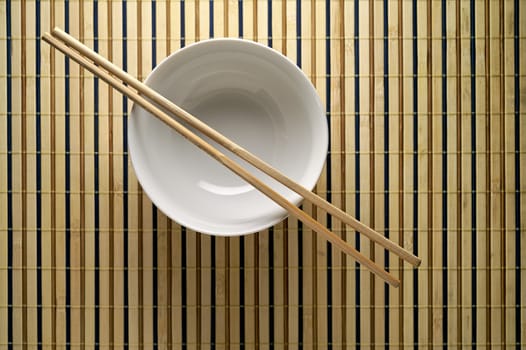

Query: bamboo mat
[1,0,525,348]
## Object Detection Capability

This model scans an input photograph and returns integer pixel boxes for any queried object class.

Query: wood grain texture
[1,0,524,347]
[0,0,8,345]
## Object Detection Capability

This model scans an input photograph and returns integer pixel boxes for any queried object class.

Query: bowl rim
[129,37,328,236]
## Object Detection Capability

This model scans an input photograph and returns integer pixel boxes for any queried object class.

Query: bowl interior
[129,39,327,235]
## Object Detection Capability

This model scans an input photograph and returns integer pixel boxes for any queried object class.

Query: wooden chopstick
[43,30,403,287]
[50,27,421,269]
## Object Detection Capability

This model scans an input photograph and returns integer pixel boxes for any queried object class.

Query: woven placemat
[0,0,524,347]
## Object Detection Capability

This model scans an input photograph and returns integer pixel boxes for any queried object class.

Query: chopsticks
[43,27,421,287]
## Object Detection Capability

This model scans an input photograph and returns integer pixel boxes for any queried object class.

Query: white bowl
[129,38,327,236]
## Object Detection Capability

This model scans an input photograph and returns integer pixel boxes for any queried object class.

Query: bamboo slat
[126,2,141,346]
[11,1,24,348]
[359,0,373,344]
[489,0,504,344]
[519,0,526,345]
[387,0,401,344]
[401,1,416,346]
[446,0,460,344]
[23,1,37,347]
[430,0,443,346]
[81,2,95,347]
[416,1,430,345]
[0,0,8,345]
[68,1,84,346]
[313,0,328,346]
[475,0,490,345]
[110,1,125,346]
[372,0,384,344]
[342,1,358,346]
[459,1,473,344]
[1,0,525,347]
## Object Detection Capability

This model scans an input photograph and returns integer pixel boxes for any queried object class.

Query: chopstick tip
[42,32,53,43]
[52,27,65,36]
[389,278,400,288]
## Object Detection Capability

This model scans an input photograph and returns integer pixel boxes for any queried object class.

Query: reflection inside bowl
[182,87,282,193]
[198,180,254,196]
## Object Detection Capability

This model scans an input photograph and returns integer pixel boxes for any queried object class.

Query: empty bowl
[129,38,327,236]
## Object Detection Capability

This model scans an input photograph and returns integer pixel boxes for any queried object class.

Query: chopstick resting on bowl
[43,27,421,288]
